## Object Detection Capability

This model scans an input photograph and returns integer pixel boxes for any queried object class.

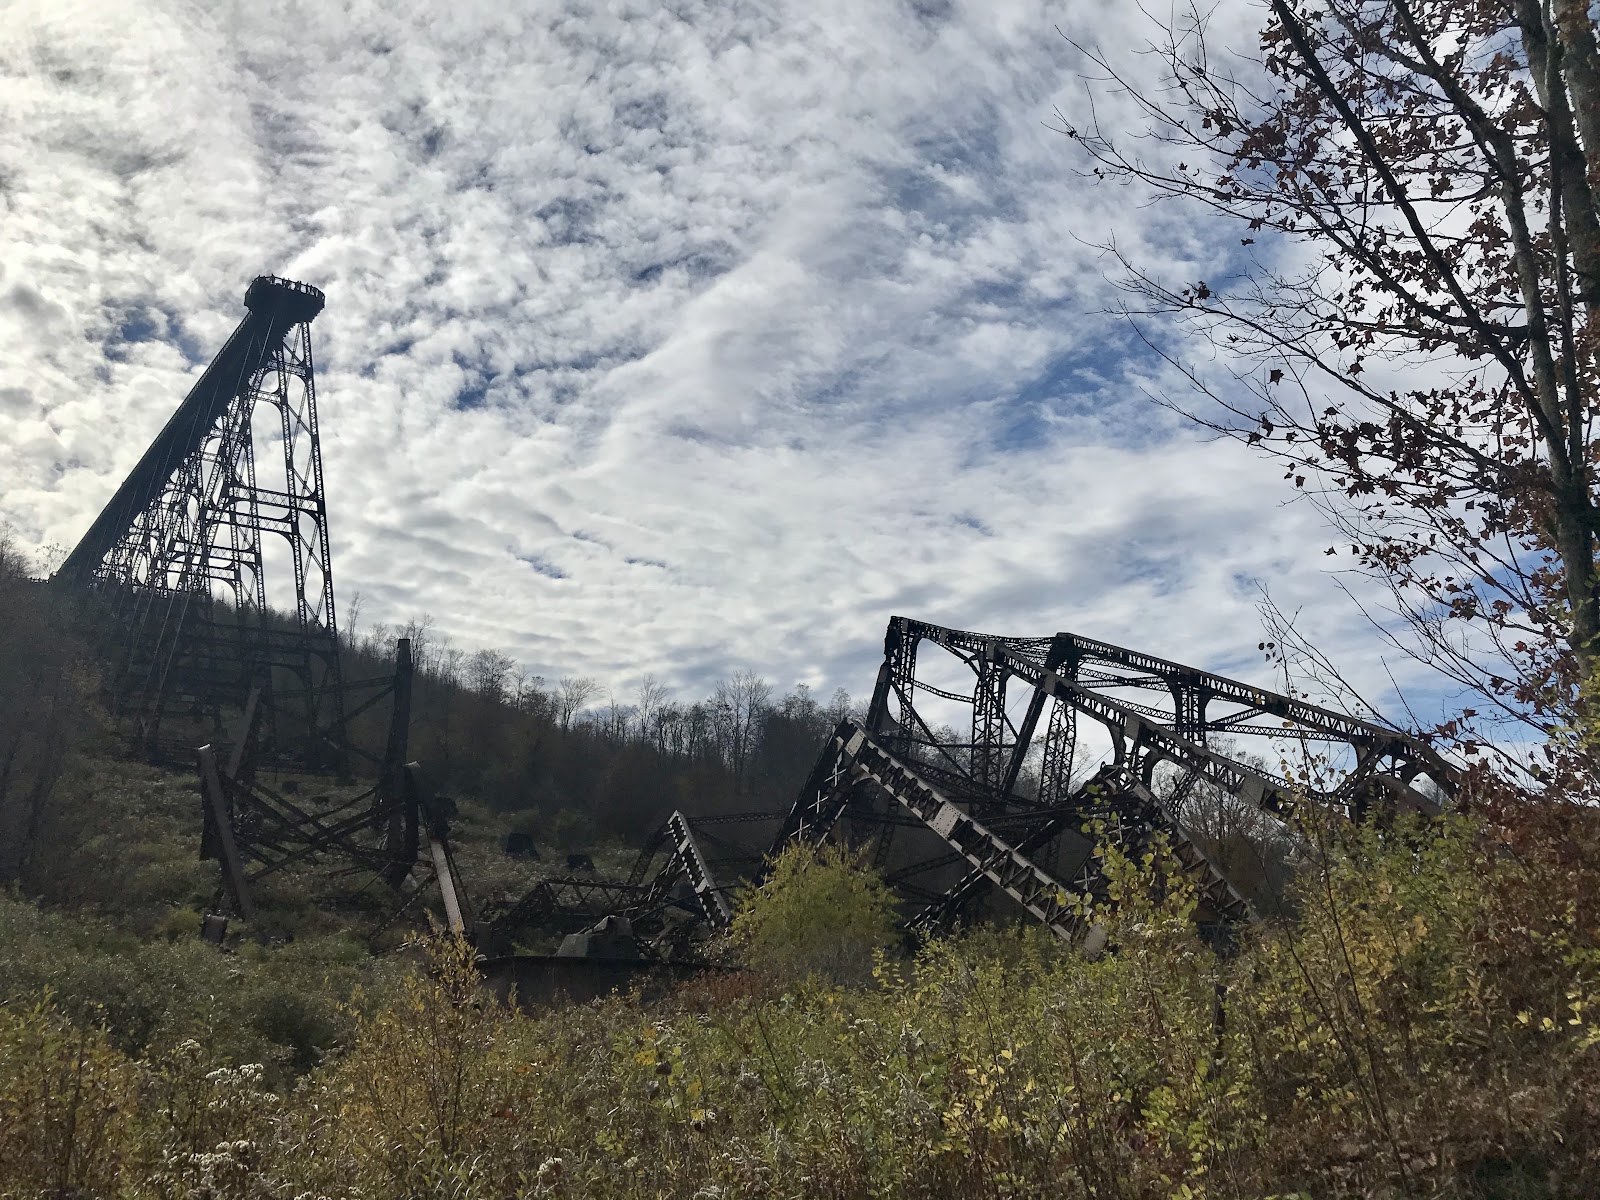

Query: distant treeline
[339,610,862,844]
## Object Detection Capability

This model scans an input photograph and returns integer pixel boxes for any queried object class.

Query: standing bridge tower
[55,276,345,769]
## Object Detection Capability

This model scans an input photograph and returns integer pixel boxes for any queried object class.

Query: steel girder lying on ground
[613,617,1456,954]
[481,810,782,956]
[474,878,657,954]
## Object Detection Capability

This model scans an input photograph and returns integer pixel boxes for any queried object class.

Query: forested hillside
[338,608,862,843]
[0,525,862,897]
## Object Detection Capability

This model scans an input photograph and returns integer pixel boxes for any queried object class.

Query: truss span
[607,617,1456,957]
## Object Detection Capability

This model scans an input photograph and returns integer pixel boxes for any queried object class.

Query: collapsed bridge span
[553,617,1456,956]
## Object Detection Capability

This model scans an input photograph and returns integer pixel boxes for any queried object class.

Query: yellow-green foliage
[0,1000,134,1198]
[729,841,900,987]
[1,813,1598,1197]
[0,893,403,1081]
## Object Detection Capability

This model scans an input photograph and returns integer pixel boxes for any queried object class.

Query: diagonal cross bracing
[884,617,1453,821]
[55,276,346,768]
[610,617,1457,954]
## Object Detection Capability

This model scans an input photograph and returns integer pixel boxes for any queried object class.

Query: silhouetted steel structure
[478,809,782,956]
[55,276,345,768]
[593,617,1456,956]
[47,278,455,932]
[195,638,447,928]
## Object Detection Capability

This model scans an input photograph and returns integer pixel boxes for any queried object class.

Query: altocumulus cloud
[0,0,1432,713]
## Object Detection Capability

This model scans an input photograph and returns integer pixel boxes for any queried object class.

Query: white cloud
[0,0,1450,722]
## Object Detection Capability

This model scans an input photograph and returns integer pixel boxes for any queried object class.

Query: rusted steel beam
[198,744,256,921]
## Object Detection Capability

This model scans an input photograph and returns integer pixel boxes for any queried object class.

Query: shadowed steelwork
[195,640,440,930]
[55,276,345,769]
[601,617,1457,957]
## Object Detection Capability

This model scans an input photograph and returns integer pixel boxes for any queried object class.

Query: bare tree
[652,700,684,755]
[466,648,517,704]
[0,523,29,580]
[713,670,772,796]
[1068,0,1600,769]
[397,614,437,673]
[826,686,856,727]
[597,689,633,742]
[511,667,546,716]
[557,675,598,731]
[438,645,465,689]
[343,589,362,651]
[519,674,556,724]
[635,674,670,742]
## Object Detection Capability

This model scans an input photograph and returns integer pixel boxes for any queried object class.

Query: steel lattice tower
[55,276,346,769]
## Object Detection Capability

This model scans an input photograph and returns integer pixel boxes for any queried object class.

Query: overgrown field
[4,806,1600,1199]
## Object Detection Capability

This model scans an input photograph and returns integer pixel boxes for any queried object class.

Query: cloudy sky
[0,0,1443,717]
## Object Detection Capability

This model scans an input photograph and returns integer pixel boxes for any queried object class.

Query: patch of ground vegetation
[4,808,1599,1199]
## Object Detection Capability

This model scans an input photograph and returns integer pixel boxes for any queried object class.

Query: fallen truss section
[195,639,458,934]
[479,809,782,956]
[608,617,1456,954]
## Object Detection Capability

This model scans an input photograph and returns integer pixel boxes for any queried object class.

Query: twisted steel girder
[615,617,1455,953]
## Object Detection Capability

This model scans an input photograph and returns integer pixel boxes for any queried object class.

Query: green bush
[14,759,214,933]
[0,893,403,1082]
[0,999,135,1198]
[729,841,900,987]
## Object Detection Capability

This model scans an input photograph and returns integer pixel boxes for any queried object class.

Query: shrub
[0,999,136,1198]
[0,893,402,1081]
[729,842,899,987]
[3,805,1600,1197]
